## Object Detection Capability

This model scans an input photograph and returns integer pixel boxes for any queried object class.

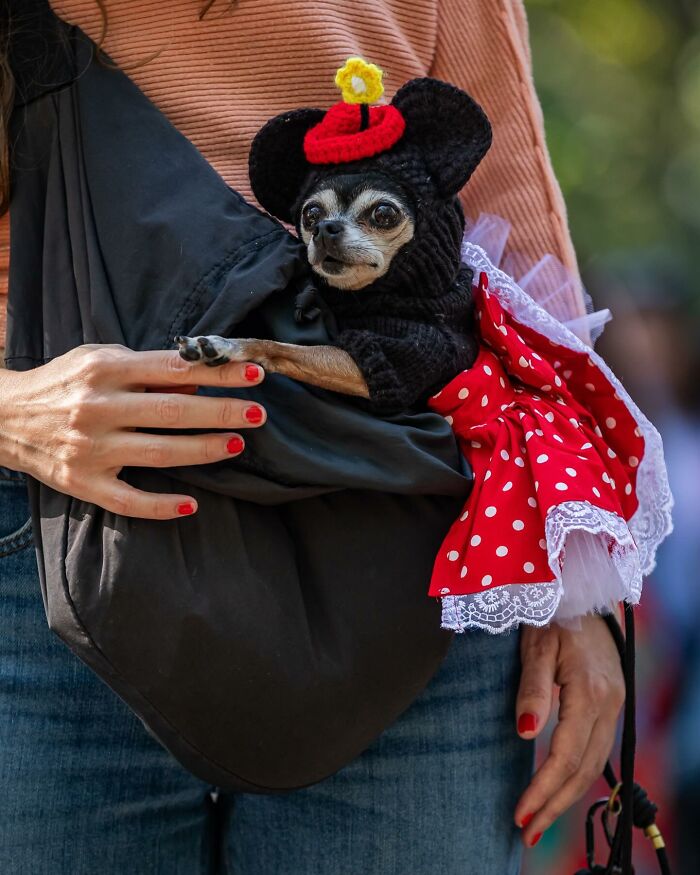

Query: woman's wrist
[0,366,30,472]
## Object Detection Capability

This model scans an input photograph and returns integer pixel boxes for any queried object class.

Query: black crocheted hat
[249,62,492,224]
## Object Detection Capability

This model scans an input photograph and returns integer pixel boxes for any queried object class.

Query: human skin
[0,342,625,846]
[0,343,267,519]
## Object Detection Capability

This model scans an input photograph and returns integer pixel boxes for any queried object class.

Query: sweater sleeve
[431,0,587,320]
[335,320,476,415]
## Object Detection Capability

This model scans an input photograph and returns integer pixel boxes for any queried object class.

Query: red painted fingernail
[245,405,264,424]
[530,832,543,847]
[520,813,534,829]
[518,713,538,734]
[177,502,195,516]
[244,364,261,382]
[227,436,244,454]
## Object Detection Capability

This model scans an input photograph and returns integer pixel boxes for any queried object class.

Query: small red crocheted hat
[303,59,406,164]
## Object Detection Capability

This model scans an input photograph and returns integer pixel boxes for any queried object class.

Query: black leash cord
[577,607,672,875]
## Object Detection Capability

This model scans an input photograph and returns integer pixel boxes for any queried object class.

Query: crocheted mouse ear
[248,108,326,223]
[392,78,492,199]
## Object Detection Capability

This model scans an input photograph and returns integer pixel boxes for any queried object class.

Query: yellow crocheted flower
[335,58,384,105]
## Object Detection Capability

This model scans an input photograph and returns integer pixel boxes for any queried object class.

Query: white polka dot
[528,497,537,508]
[500,404,508,412]
[532,395,541,402]
[514,457,525,467]
[503,481,513,492]
[532,352,542,361]
[496,546,508,557]
[539,539,547,550]
[565,467,577,477]
[553,434,564,443]
[629,456,639,468]
[541,384,552,392]
[535,480,540,491]
[606,417,617,429]
[592,486,601,498]
[471,441,482,449]
[517,334,524,343]
[594,426,603,437]
[500,377,506,388]
[588,357,595,367]
[485,506,497,518]
[483,365,492,376]
[607,448,616,458]
[484,470,492,481]
[581,442,593,450]
[536,453,549,463]
[445,415,453,425]
[447,550,459,561]
[460,510,469,521]
[460,566,468,578]
[555,482,568,491]
[481,574,493,586]
[525,431,534,441]
[625,483,632,495]
[470,535,481,546]
[634,427,642,438]
[500,449,510,461]
[586,383,595,392]
[481,394,489,407]
[499,324,508,335]
[535,429,544,437]
[554,376,562,387]
[458,387,469,400]
[554,361,561,369]
[577,455,587,461]
[545,411,555,423]
[563,370,573,380]
[523,562,535,574]
[512,519,525,531]
[519,356,529,368]
[440,587,450,594]
[432,391,442,399]
[602,472,611,484]
[610,479,616,490]
[569,418,580,428]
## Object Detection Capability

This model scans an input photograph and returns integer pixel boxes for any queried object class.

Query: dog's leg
[175,336,370,398]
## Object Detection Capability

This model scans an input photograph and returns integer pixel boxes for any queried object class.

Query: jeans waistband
[0,467,27,483]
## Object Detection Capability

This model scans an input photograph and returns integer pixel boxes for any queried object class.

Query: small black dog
[176,77,491,413]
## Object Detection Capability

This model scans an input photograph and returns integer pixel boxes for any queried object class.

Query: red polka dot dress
[427,264,673,634]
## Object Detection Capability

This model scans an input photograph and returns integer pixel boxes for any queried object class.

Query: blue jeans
[0,468,532,874]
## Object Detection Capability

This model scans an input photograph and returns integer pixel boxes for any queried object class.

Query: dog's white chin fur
[312,260,389,291]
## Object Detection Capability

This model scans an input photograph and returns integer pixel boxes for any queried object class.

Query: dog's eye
[371,203,401,228]
[302,204,323,230]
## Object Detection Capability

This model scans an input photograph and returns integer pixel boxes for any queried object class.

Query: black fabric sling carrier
[4,1,473,791]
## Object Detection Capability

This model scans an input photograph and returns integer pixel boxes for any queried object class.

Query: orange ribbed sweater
[0,0,581,350]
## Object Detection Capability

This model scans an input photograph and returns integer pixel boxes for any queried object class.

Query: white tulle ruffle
[441,215,674,634]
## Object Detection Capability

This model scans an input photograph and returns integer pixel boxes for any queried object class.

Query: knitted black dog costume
[249,72,493,413]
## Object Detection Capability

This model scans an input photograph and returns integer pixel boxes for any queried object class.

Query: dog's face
[297,172,415,290]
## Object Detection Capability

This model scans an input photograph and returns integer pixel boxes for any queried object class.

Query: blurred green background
[523,2,700,874]
[528,0,699,315]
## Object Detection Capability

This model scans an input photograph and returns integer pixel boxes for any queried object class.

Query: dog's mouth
[319,254,349,273]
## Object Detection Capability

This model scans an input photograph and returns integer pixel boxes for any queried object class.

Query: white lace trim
[441,236,674,634]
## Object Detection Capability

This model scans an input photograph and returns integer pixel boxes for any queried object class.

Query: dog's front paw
[174,335,244,367]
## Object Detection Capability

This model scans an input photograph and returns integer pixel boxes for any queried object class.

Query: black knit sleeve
[335,320,476,415]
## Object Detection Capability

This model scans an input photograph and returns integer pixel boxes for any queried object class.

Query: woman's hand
[0,343,267,520]
[513,614,625,846]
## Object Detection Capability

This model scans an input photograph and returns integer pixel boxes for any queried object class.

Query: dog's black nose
[315,219,344,240]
